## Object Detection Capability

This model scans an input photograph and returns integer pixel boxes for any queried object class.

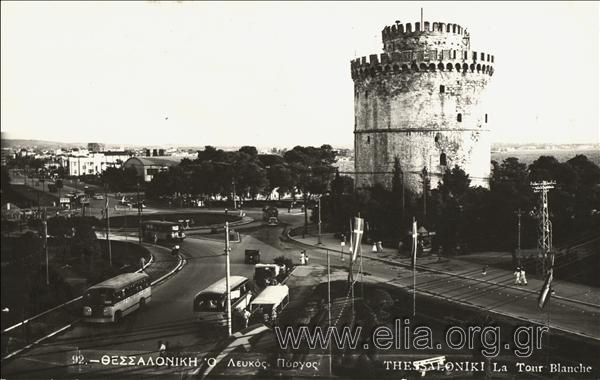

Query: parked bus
[82,272,151,323]
[141,220,185,242]
[193,276,253,324]
[249,285,289,324]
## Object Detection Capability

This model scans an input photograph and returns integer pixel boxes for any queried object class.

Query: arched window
[367,136,371,144]
[457,113,462,122]
[440,153,447,166]
[440,85,445,94]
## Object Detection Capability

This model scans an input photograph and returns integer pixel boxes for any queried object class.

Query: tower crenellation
[351,19,495,194]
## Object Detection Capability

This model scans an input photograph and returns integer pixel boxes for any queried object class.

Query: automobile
[244,249,260,264]
[93,194,105,200]
[132,202,146,209]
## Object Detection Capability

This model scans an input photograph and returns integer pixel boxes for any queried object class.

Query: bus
[193,276,253,324]
[249,285,289,324]
[82,272,151,323]
[141,220,186,242]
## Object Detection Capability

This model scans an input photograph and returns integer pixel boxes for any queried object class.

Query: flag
[537,269,553,309]
[351,217,364,262]
[412,218,418,265]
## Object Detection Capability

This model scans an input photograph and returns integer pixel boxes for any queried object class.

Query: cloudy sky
[1,1,598,147]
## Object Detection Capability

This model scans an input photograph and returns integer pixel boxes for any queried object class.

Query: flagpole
[225,222,232,337]
[105,187,112,266]
[327,248,332,376]
[412,217,417,317]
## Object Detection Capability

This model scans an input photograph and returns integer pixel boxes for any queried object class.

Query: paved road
[0,214,301,379]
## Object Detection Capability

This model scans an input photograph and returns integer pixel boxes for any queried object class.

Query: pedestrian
[372,243,377,253]
[300,250,307,265]
[514,267,522,285]
[158,340,166,358]
[482,265,487,276]
[242,308,251,329]
[377,241,383,253]
[520,268,528,286]
[153,233,158,245]
[140,256,146,271]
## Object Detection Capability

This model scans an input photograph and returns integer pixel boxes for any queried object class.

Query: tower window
[485,114,488,123]
[367,136,370,144]
[457,113,462,122]
[440,153,447,166]
[440,85,445,93]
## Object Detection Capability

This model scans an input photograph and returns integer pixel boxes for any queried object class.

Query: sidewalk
[291,232,600,307]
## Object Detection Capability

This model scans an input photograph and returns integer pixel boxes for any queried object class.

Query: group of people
[514,266,528,286]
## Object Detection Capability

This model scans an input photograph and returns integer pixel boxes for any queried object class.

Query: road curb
[285,229,600,342]
[286,230,600,310]
[1,243,182,362]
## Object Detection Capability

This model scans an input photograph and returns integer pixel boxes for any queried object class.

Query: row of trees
[320,154,600,254]
[145,145,338,202]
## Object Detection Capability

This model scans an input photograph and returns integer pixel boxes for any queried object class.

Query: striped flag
[412,218,418,265]
[537,269,553,309]
[351,217,364,262]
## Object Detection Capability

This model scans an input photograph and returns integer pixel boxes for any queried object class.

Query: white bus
[249,285,289,324]
[82,272,151,323]
[141,220,185,242]
[193,276,253,324]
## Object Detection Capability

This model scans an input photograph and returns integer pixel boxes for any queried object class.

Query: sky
[1,1,598,148]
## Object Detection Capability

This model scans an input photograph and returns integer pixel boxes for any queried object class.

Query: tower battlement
[350,49,494,79]
[382,21,466,40]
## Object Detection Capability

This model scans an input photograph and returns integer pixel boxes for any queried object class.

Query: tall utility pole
[105,186,112,266]
[531,181,555,275]
[224,222,233,337]
[43,208,49,286]
[317,196,322,245]
[515,208,522,265]
[137,182,142,244]
[327,248,332,376]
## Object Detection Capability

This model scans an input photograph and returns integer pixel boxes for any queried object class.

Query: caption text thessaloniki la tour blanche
[275,319,548,358]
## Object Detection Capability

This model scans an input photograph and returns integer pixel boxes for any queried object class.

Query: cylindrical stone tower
[351,20,495,194]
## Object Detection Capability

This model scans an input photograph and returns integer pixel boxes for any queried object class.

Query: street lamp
[317,195,323,245]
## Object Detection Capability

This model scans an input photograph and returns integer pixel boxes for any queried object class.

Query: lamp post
[137,182,142,244]
[317,195,323,245]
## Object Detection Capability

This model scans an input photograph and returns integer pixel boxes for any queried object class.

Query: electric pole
[317,195,322,245]
[105,185,112,266]
[224,222,232,337]
[531,181,555,275]
[137,182,142,244]
[43,208,49,286]
[515,208,522,266]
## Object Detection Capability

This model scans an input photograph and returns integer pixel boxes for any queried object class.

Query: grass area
[108,212,239,228]
[1,236,149,329]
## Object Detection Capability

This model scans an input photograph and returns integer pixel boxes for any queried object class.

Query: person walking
[520,268,528,286]
[242,308,251,329]
[158,340,167,359]
[514,267,522,285]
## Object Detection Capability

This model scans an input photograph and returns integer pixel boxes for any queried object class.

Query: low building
[67,151,131,176]
[123,156,182,182]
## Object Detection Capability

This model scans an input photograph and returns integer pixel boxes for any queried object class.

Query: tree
[266,163,293,199]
